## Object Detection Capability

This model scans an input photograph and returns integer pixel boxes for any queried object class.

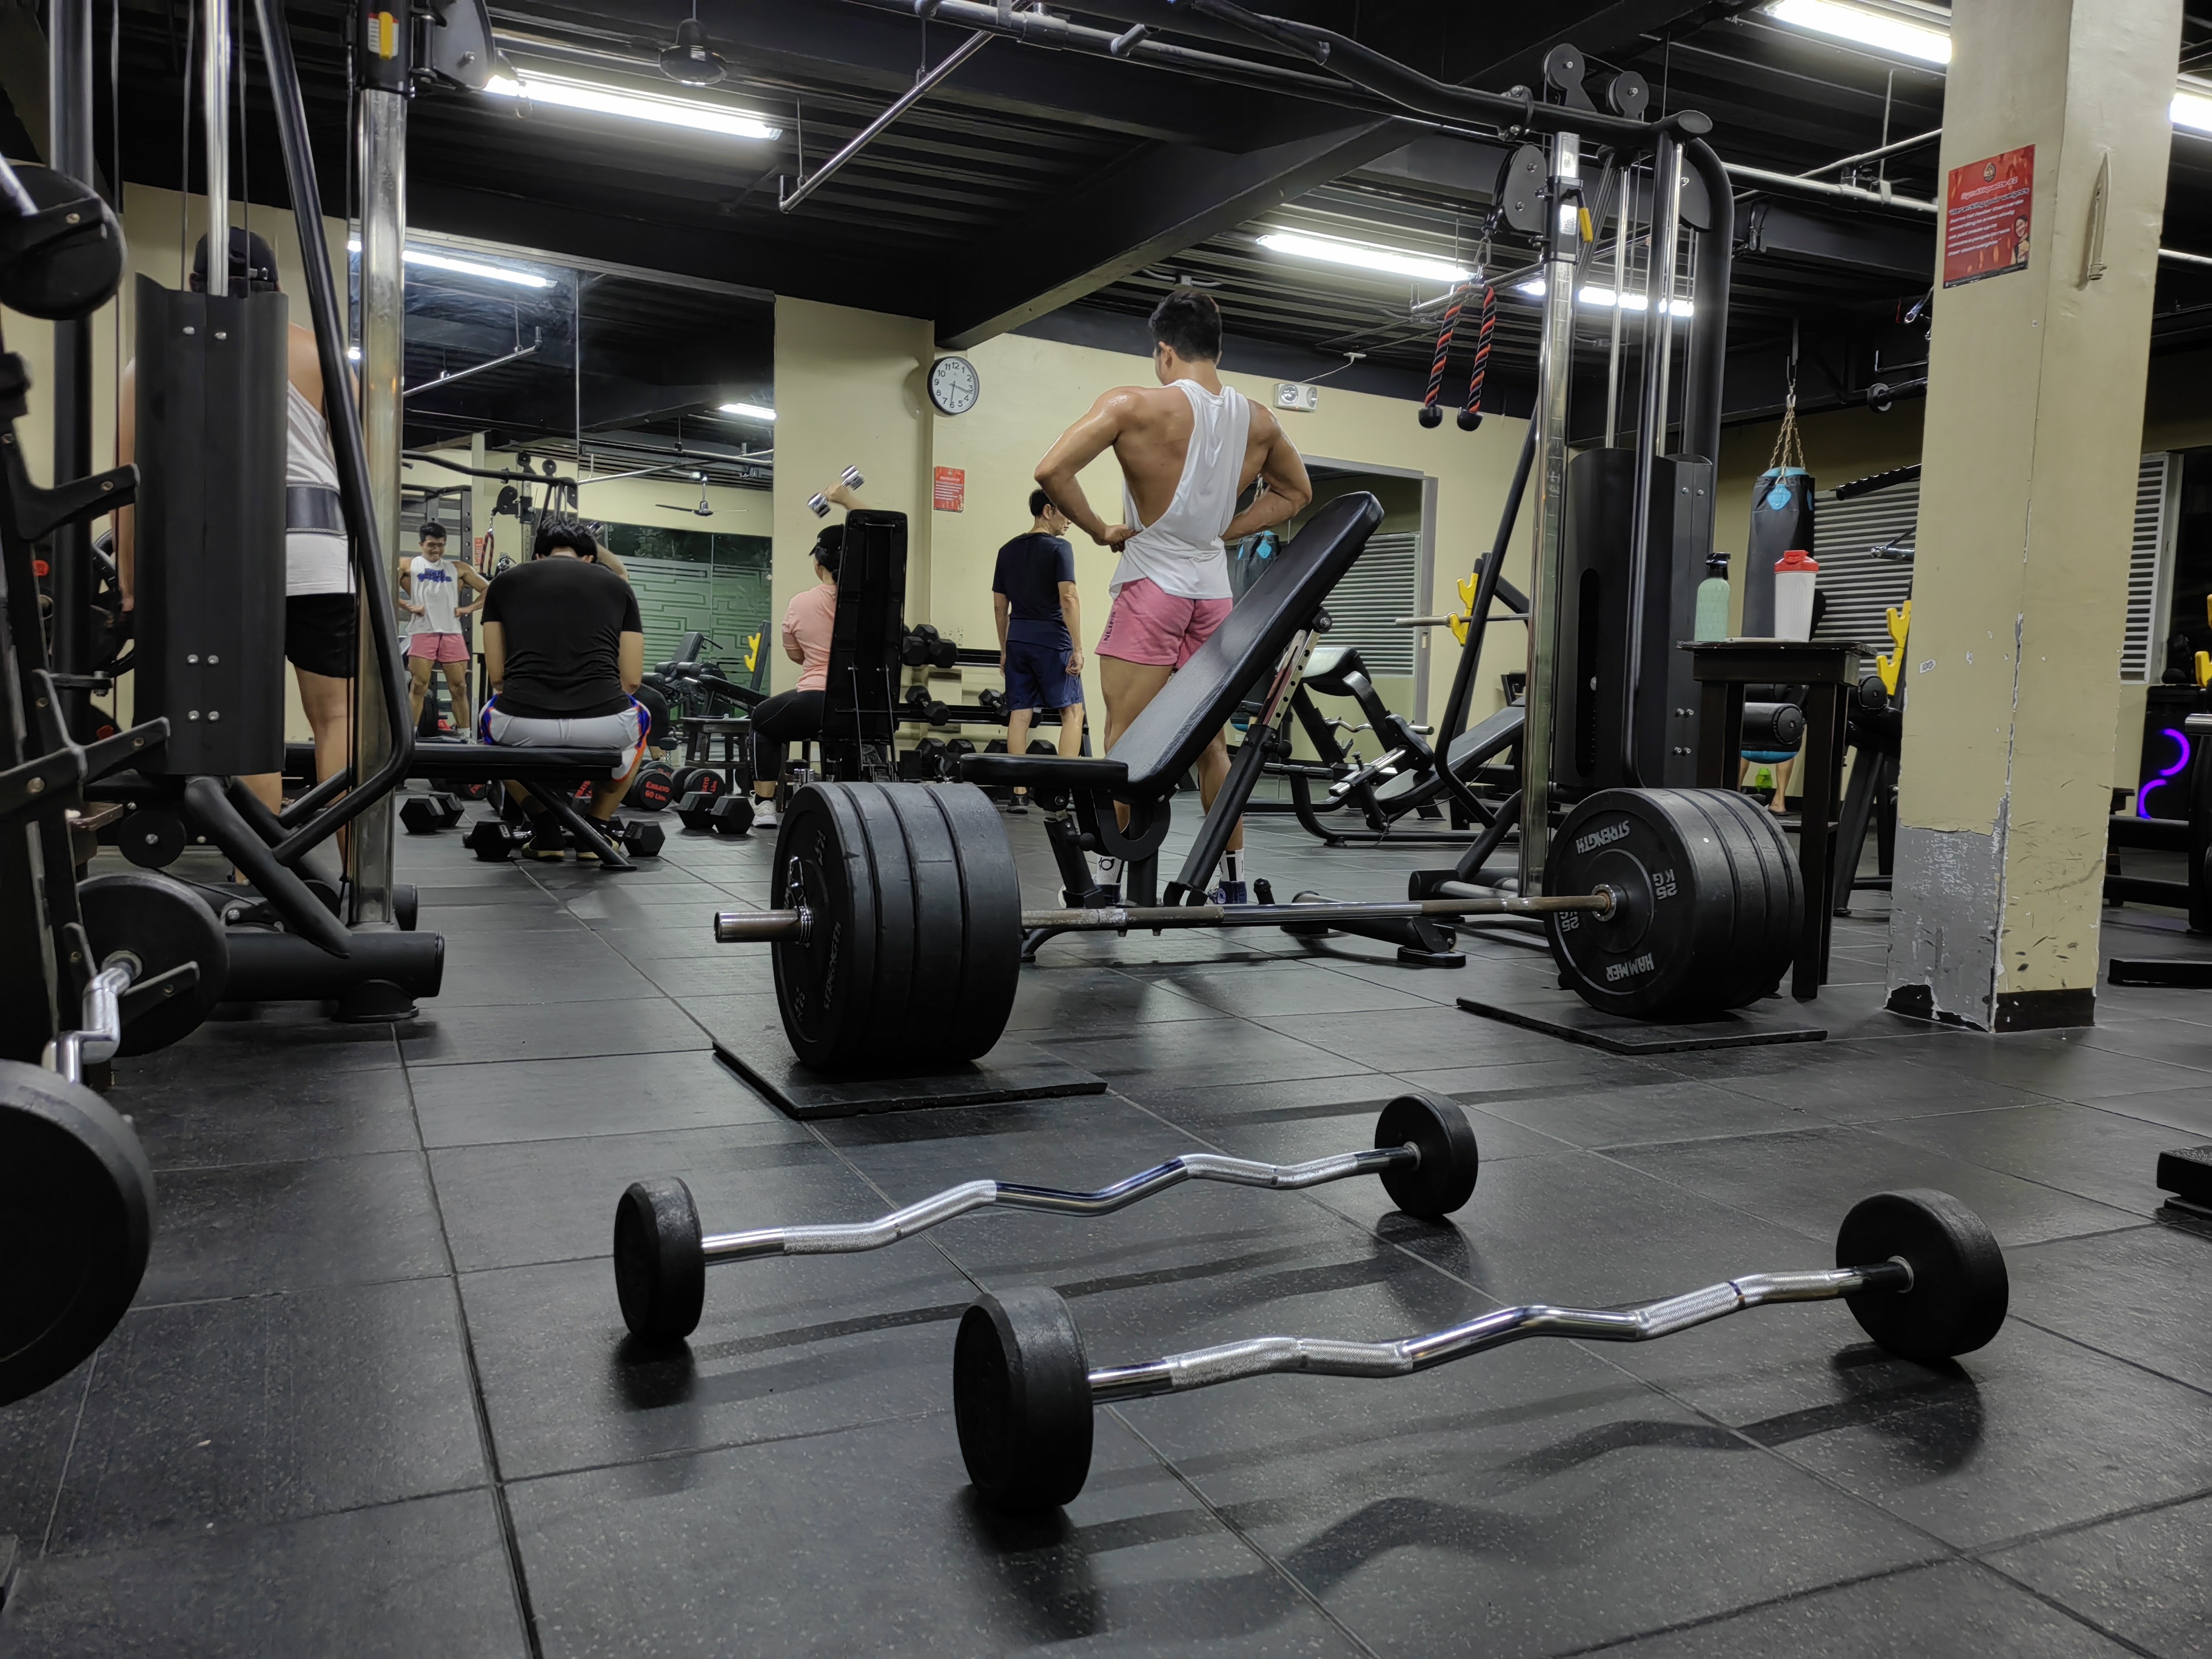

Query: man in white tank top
[401,521,489,735]
[1033,291,1312,899]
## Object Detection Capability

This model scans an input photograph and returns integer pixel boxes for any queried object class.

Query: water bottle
[1695,552,1731,641]
[1774,549,1819,641]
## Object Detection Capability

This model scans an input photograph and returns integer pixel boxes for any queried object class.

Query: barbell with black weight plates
[954,1187,2010,1511]
[709,783,1620,1072]
[76,871,229,1055]
[609,1093,1479,1344]
[1543,788,1801,1019]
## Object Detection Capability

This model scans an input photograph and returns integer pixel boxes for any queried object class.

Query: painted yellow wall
[424,447,773,545]
[769,297,934,694]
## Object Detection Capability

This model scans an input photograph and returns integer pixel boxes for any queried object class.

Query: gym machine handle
[1087,1262,1913,1403]
[712,889,1618,943]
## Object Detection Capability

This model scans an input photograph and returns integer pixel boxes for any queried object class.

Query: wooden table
[1684,640,1864,1000]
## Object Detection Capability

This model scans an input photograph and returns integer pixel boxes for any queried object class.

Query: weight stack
[1551,450,1715,800]
[1742,465,1814,639]
[130,275,289,777]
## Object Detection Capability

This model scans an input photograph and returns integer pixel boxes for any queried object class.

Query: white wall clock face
[929,355,980,416]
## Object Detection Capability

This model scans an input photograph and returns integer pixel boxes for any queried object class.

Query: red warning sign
[933,466,965,512]
[1943,146,2034,289]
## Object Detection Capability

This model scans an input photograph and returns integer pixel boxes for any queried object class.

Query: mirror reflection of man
[400,520,488,736]
[1032,290,1312,902]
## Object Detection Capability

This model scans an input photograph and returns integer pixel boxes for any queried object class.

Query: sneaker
[527,821,566,860]
[754,805,780,830]
[1208,879,1250,907]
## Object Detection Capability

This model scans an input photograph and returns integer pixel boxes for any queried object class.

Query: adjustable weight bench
[412,743,642,871]
[960,492,1415,958]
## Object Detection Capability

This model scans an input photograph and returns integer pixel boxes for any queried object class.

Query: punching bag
[1743,404,1813,638]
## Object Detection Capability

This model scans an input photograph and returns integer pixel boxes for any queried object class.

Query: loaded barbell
[710,783,1618,1071]
[610,1093,1479,1344]
[954,1188,2010,1511]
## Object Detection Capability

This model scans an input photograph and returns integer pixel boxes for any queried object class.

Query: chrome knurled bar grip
[1087,1262,1914,1403]
[699,1145,1419,1264]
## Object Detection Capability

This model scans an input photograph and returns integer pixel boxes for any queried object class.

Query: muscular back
[1108,383,1285,526]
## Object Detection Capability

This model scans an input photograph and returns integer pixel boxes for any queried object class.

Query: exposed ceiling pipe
[1797,126,1942,178]
[779,14,1002,213]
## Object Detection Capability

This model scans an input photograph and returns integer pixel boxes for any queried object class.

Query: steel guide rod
[702,1144,1419,1264]
[1087,1261,1914,1403]
[714,890,1617,944]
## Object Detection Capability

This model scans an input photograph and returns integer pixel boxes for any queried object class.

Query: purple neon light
[2139,727,2192,817]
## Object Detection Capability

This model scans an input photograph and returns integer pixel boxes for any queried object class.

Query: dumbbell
[977,688,1007,720]
[464,819,526,862]
[900,624,941,668]
[617,819,666,858]
[670,766,724,802]
[911,736,948,779]
[675,791,722,831]
[946,739,977,769]
[611,1094,1480,1344]
[703,796,754,837]
[982,738,1007,755]
[626,762,677,813]
[806,465,863,518]
[399,793,464,834]
[928,633,959,670]
[902,685,951,726]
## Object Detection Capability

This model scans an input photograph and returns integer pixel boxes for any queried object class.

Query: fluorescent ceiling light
[717,402,776,421]
[1766,0,1949,64]
[2174,87,2212,135]
[1257,229,1472,284]
[1771,3,2212,137]
[346,238,552,289]
[484,69,780,141]
[1515,278,1691,316]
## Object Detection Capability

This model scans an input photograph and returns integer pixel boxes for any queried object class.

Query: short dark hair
[1029,488,1053,520]
[419,521,447,543]
[1148,289,1222,362]
[812,521,843,577]
[532,517,598,561]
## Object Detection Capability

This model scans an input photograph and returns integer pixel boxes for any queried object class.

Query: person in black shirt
[991,489,1085,813]
[481,518,647,859]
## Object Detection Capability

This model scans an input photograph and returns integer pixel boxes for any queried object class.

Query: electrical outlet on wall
[1274,382,1319,412]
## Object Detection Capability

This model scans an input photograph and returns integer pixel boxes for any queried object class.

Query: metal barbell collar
[1087,1260,1916,1403]
[714,888,1620,945]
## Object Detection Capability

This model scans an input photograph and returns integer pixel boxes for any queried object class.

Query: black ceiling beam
[1738,199,1934,287]
[933,118,1409,349]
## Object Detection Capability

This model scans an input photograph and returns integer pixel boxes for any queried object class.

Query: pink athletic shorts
[407,631,468,664]
[1097,578,1233,669]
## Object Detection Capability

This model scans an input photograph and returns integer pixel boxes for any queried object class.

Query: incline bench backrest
[1110,491,1384,797]
[823,509,907,760]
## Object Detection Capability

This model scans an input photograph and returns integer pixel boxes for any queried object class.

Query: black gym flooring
[2,800,2208,1657]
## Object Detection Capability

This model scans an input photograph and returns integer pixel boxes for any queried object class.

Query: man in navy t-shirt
[991,489,1086,812]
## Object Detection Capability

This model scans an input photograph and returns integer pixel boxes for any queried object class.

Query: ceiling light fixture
[1257,229,1472,285]
[484,69,779,141]
[1515,278,1692,316]
[2174,85,2212,135]
[1765,0,1950,65]
[717,402,776,421]
[346,238,553,289]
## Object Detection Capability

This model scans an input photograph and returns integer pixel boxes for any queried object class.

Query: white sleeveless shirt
[1110,379,1250,602]
[285,380,353,597]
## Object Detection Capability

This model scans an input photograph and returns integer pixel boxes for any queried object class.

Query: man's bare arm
[483,621,506,690]
[1059,581,1084,677]
[1223,413,1313,544]
[1034,390,1138,548]
[993,591,1011,662]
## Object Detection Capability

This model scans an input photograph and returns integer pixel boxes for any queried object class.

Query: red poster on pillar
[1943,146,2034,288]
[933,466,965,512]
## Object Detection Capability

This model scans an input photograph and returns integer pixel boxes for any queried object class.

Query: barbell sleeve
[1087,1261,1914,1403]
[699,1144,1420,1264]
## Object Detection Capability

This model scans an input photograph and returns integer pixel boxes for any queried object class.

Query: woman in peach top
[749,481,863,826]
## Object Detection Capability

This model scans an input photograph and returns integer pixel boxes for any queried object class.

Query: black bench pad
[959,754,1127,792]
[409,743,624,781]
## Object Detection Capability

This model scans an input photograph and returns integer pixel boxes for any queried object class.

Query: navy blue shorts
[1004,638,1083,713]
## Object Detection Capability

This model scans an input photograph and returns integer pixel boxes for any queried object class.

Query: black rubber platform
[710,1030,1105,1118]
[1457,988,1829,1053]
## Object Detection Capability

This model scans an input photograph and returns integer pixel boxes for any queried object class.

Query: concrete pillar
[769,298,934,694]
[1885,0,2184,1030]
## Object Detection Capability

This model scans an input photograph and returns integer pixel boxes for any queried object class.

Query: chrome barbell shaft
[1087,1261,1914,1403]
[712,891,1615,943]
[700,1144,1419,1264]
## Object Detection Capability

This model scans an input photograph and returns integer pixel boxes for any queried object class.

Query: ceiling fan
[659,475,714,517]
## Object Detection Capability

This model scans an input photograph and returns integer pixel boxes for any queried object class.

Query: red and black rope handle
[1457,284,1496,432]
[1416,283,1470,429]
